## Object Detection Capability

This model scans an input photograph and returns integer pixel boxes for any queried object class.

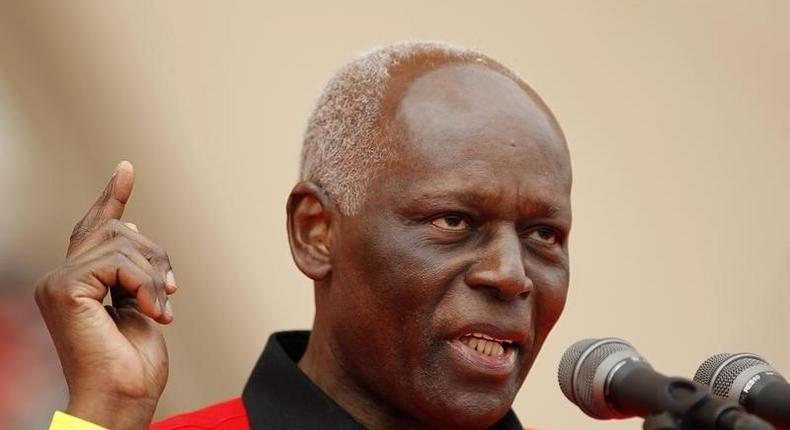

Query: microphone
[558,338,775,430]
[694,353,790,430]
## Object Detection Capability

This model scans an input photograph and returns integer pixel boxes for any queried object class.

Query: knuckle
[151,247,170,265]
[33,277,50,306]
[69,221,90,242]
[34,268,72,305]
[137,271,155,292]
[114,235,134,251]
[152,270,165,290]
[110,249,129,266]
[106,218,124,229]
[104,219,125,236]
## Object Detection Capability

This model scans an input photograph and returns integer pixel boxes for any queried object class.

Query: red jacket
[150,397,538,430]
[150,333,536,430]
[150,398,248,430]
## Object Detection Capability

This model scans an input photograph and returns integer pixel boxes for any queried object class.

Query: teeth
[460,335,509,357]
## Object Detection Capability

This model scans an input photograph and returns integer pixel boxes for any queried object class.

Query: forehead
[393,63,562,148]
[381,63,571,211]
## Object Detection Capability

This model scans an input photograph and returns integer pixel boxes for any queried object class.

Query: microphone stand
[644,411,683,430]
[633,377,776,430]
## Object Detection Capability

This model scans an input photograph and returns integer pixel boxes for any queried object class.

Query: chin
[413,384,517,430]
[401,346,531,429]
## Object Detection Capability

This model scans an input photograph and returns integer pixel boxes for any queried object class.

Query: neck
[298,313,423,430]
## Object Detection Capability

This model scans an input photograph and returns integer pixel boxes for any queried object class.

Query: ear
[286,181,335,281]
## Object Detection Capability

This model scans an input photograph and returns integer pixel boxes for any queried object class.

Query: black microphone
[558,338,775,430]
[695,353,790,430]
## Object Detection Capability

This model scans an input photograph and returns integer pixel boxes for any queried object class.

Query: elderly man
[39,41,572,429]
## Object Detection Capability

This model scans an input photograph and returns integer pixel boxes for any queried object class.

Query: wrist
[66,391,158,430]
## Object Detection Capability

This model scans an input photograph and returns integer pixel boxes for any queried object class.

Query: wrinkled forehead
[386,63,571,184]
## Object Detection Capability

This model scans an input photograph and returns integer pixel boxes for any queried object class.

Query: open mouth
[458,333,516,358]
[448,331,522,378]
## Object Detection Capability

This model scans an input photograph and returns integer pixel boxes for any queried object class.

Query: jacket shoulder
[150,397,248,430]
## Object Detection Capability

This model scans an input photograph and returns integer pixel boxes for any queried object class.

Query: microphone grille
[558,338,637,417]
[693,353,732,386]
[558,338,598,401]
[694,353,773,399]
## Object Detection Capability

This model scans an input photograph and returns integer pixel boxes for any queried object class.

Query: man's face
[325,64,572,429]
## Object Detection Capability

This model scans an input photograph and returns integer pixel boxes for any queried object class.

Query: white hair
[300,41,520,214]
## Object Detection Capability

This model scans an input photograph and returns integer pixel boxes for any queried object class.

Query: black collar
[242,331,523,429]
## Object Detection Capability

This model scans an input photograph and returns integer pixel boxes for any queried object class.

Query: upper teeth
[465,333,513,345]
[460,333,511,357]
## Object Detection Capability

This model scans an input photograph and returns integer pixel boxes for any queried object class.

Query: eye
[430,214,471,232]
[527,227,561,246]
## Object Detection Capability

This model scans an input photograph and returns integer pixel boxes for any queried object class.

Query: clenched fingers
[37,250,170,324]
[68,219,178,295]
[67,236,173,323]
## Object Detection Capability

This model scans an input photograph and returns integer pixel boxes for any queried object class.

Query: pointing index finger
[69,161,135,252]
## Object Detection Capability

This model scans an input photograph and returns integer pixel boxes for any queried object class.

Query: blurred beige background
[1,1,788,429]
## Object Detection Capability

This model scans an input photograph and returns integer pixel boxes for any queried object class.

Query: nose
[465,227,533,301]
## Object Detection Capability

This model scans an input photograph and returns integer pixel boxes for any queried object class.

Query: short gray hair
[300,41,520,214]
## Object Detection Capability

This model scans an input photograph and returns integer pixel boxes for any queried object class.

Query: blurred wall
[1,1,788,429]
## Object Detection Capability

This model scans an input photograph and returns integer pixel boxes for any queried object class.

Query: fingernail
[113,160,132,178]
[165,270,177,290]
[124,222,139,232]
[165,298,173,317]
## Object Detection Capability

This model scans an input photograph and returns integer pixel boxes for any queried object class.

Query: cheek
[342,223,463,314]
[532,264,569,339]
[329,221,462,369]
[328,222,471,398]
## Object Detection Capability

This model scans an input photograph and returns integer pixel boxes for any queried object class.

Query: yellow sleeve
[49,411,108,430]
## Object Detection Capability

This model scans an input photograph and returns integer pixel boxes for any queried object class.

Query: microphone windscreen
[693,353,777,400]
[557,337,638,417]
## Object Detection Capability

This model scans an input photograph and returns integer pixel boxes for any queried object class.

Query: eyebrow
[408,189,569,218]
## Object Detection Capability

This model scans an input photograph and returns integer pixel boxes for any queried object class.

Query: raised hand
[35,161,176,429]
